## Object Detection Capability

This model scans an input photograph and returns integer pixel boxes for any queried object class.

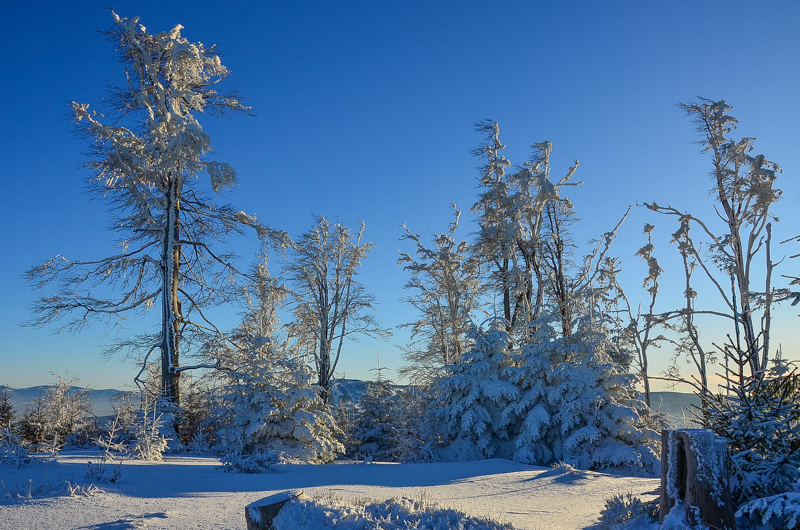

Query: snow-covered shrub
[737,491,800,529]
[219,360,343,466]
[594,492,658,529]
[84,458,122,484]
[96,395,135,457]
[1,475,103,500]
[434,320,519,461]
[702,363,800,502]
[273,493,516,530]
[350,378,400,461]
[220,448,280,474]
[16,374,94,452]
[0,428,32,467]
[129,398,169,461]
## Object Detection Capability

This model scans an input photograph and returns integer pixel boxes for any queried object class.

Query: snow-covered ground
[0,451,659,529]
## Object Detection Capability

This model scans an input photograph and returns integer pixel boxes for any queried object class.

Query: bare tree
[470,124,581,336]
[398,206,484,384]
[539,192,630,339]
[618,224,667,407]
[645,98,785,394]
[25,12,282,406]
[471,122,517,327]
[512,141,581,332]
[285,216,389,402]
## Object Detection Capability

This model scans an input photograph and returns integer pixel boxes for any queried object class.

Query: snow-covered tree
[350,377,399,461]
[470,122,517,328]
[0,386,14,429]
[434,319,519,460]
[511,140,582,333]
[617,224,666,407]
[207,251,343,467]
[129,395,170,461]
[13,374,94,450]
[398,206,484,384]
[702,360,800,502]
[645,99,785,394]
[25,12,283,406]
[508,322,659,472]
[285,216,389,402]
[470,124,582,336]
[220,360,343,466]
[42,373,94,446]
[392,386,439,463]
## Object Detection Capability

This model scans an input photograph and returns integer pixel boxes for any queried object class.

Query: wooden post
[660,429,734,529]
[245,490,305,530]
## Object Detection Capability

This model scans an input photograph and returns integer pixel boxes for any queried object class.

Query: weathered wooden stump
[660,429,734,529]
[245,490,305,530]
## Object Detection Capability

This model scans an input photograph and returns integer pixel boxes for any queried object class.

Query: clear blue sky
[1,1,799,390]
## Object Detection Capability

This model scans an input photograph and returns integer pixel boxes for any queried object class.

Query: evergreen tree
[434,320,519,460]
[220,361,343,466]
[509,322,658,472]
[351,377,399,461]
[0,386,14,429]
[702,361,800,502]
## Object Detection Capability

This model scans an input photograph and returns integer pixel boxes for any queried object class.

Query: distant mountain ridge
[3,383,701,424]
[3,386,132,418]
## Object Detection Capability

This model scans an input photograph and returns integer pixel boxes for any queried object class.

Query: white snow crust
[0,451,658,529]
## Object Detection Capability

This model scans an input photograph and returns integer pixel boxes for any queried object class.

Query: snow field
[0,452,659,530]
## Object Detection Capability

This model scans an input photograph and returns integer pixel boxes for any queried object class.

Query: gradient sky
[2,1,799,391]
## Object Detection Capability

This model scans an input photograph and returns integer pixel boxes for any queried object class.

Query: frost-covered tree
[210,251,344,467]
[617,224,666,408]
[434,319,519,460]
[398,207,484,384]
[25,12,283,406]
[645,99,784,394]
[470,123,517,327]
[42,374,94,446]
[392,386,439,463]
[350,377,399,461]
[507,321,659,472]
[512,141,582,333]
[285,216,389,402]
[702,360,800,502]
[14,374,94,450]
[220,360,343,466]
[470,124,582,336]
[0,386,14,430]
[129,394,170,461]
[207,251,289,373]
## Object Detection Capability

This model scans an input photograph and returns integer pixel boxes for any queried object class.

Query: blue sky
[1,1,799,391]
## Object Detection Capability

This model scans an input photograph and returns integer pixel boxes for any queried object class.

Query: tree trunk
[161,177,182,405]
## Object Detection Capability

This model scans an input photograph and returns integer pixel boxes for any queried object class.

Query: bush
[594,492,658,529]
[702,363,800,502]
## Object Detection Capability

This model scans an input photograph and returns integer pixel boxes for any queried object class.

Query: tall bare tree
[646,98,784,394]
[285,216,389,402]
[398,206,484,384]
[471,122,517,327]
[470,124,582,336]
[25,12,282,406]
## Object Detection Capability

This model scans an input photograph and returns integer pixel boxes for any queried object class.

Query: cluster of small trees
[18,12,800,502]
